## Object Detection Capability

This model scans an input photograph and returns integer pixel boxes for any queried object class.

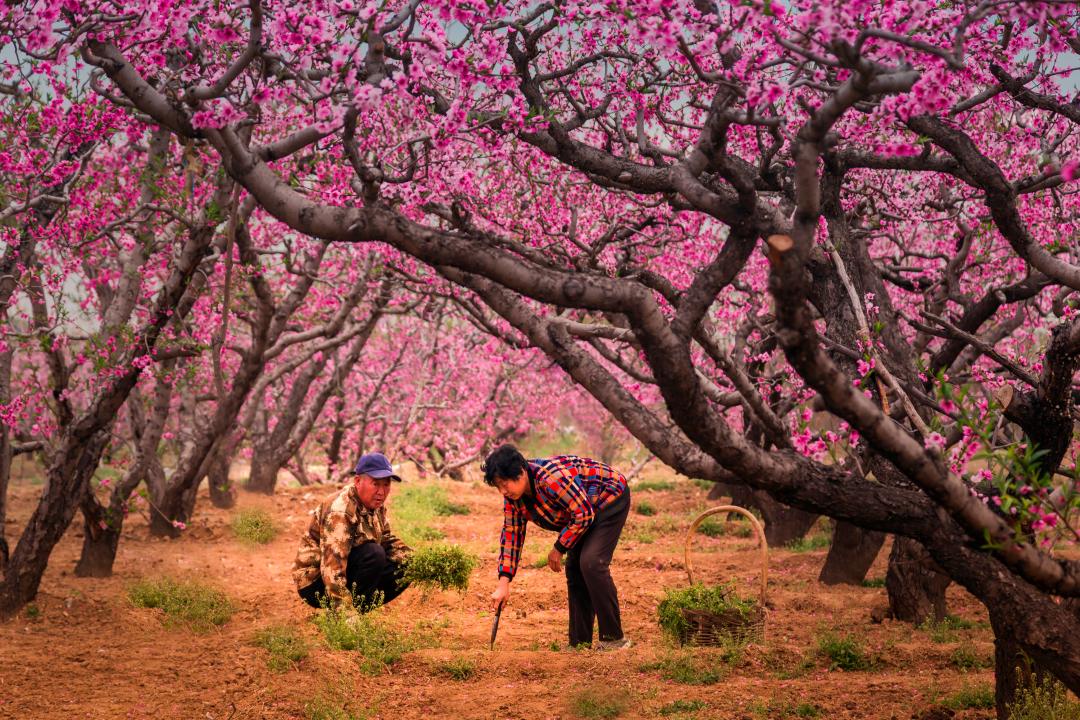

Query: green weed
[785,534,831,552]
[402,544,478,592]
[569,688,628,718]
[435,656,476,681]
[253,625,308,671]
[817,631,871,671]
[634,479,675,492]
[861,577,886,588]
[392,484,467,545]
[635,500,657,516]
[1007,674,1080,719]
[658,699,707,716]
[657,582,758,643]
[694,516,725,538]
[950,642,992,671]
[921,615,975,643]
[640,652,724,685]
[312,606,410,674]
[128,577,233,631]
[304,696,369,720]
[231,508,277,544]
[24,603,40,619]
[765,650,816,680]
[941,683,995,710]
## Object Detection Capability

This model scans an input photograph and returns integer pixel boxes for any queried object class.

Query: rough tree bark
[820,521,886,586]
[885,537,950,624]
[75,359,176,577]
[246,281,387,493]
[206,449,236,509]
[0,183,229,616]
[147,214,296,536]
[0,348,12,572]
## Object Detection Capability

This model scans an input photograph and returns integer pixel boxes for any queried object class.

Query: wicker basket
[677,505,769,646]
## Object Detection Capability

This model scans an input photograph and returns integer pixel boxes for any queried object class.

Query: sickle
[489,604,503,650]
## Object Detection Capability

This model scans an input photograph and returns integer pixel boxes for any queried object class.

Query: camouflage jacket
[292,483,412,605]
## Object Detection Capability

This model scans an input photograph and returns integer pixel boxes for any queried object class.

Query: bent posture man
[293,452,412,610]
[485,444,632,650]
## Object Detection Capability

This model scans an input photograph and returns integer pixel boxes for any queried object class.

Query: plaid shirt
[497,455,628,580]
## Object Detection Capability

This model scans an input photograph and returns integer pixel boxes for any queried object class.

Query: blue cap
[353,452,402,481]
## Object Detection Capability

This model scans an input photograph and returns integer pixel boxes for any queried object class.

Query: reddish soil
[0,468,998,720]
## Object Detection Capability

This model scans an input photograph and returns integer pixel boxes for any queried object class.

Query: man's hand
[490,576,510,611]
[547,547,563,573]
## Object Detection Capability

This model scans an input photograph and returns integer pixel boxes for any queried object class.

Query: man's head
[482,444,529,501]
[352,452,402,510]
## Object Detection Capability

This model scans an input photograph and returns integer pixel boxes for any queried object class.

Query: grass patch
[128,577,233,631]
[312,606,411,674]
[402,544,478,592]
[24,603,40,619]
[640,651,727,685]
[434,656,476,680]
[921,615,976,643]
[629,529,656,544]
[231,508,277,544]
[304,696,369,720]
[254,625,308,671]
[691,478,714,491]
[950,642,992,671]
[392,484,467,546]
[569,688,628,718]
[785,533,831,552]
[657,582,759,643]
[658,699,707,716]
[765,649,816,680]
[694,516,725,538]
[941,683,995,710]
[861,577,885,588]
[1007,675,1080,719]
[634,479,675,492]
[817,631,871,671]
[635,500,657,516]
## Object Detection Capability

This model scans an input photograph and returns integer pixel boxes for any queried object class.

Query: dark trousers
[298,542,408,610]
[565,490,630,645]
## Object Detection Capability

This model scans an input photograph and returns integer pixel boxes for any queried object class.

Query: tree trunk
[707,483,818,546]
[73,496,121,578]
[754,490,819,547]
[886,537,950,624]
[0,430,110,617]
[991,610,1054,720]
[244,300,386,495]
[819,522,885,585]
[148,488,179,538]
[0,347,12,573]
[207,449,235,508]
[246,449,278,494]
[149,467,201,538]
[327,393,346,479]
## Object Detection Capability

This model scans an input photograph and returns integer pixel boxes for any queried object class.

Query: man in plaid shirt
[484,444,632,650]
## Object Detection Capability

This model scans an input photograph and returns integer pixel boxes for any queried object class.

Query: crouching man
[293,452,412,610]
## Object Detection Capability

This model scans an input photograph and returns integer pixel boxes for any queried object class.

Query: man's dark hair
[482,444,528,486]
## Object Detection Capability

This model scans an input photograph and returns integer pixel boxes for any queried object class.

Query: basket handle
[684,505,769,607]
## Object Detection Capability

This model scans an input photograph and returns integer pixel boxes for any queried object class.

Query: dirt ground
[0,466,999,720]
